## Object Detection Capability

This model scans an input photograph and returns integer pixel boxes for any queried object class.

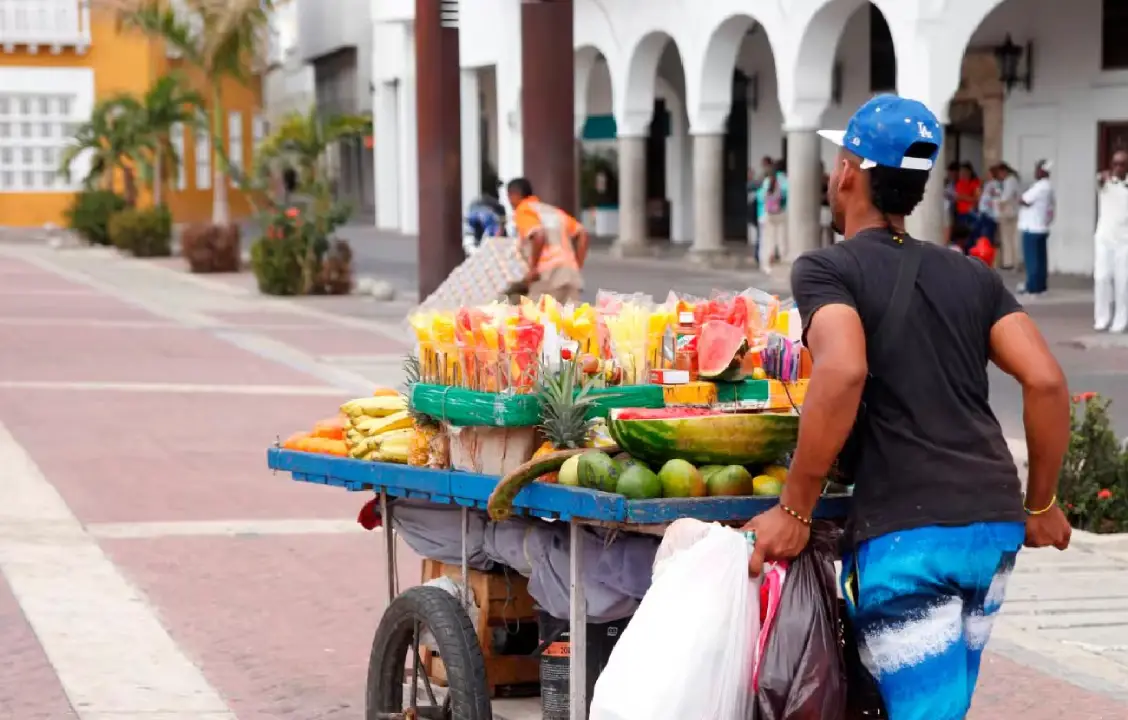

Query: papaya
[313,415,347,440]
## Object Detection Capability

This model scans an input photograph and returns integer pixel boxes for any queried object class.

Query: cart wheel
[366,585,492,720]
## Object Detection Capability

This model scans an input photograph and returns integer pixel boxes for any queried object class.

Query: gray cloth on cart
[391,500,659,623]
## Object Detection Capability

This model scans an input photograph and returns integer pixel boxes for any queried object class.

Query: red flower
[1066,503,1075,510]
[1098,489,1113,500]
[285,207,299,219]
[1072,391,1098,403]
[561,348,573,360]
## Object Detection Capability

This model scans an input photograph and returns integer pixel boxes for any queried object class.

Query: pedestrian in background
[507,177,589,304]
[1017,160,1055,296]
[978,165,1001,251]
[1094,150,1128,333]
[953,162,982,253]
[757,159,789,273]
[996,162,1022,269]
[747,167,761,257]
[943,162,959,246]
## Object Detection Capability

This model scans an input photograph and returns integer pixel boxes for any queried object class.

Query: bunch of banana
[341,395,406,420]
[340,396,414,463]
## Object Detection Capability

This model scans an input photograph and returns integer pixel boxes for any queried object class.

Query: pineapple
[532,358,597,483]
[403,353,443,467]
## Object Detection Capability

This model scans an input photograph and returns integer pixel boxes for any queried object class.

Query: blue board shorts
[841,522,1025,720]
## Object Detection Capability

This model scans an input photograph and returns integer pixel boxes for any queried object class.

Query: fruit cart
[267,447,851,720]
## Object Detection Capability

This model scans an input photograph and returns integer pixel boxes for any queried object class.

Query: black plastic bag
[753,523,847,720]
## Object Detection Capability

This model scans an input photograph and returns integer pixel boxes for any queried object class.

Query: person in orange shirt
[507,177,589,303]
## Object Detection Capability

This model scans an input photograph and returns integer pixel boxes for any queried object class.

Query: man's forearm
[573,230,589,267]
[781,362,866,516]
[1022,378,1071,508]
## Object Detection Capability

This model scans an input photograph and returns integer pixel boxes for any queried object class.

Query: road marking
[214,329,378,396]
[0,288,99,296]
[0,317,180,329]
[87,518,367,539]
[0,421,237,719]
[0,380,347,396]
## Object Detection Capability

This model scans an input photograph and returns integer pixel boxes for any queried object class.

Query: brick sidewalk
[0,245,1126,719]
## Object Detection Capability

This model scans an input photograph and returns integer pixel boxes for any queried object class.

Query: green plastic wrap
[410,383,666,427]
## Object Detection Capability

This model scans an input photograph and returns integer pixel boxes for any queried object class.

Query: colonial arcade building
[370,0,1128,277]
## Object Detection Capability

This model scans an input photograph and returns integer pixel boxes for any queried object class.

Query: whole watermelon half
[607,407,798,466]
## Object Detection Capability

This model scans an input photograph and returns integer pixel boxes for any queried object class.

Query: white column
[399,29,419,235]
[613,135,648,256]
[906,141,947,243]
[786,129,822,260]
[691,133,724,259]
[667,128,691,244]
[494,0,523,226]
[460,68,482,210]
[374,81,400,231]
[894,28,961,244]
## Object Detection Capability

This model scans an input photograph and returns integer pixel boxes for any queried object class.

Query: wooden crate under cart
[420,559,542,697]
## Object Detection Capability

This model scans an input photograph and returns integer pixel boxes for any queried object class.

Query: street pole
[521,0,576,217]
[416,0,463,298]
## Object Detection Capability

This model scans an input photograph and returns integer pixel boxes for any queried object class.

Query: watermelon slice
[615,407,717,420]
[698,320,750,381]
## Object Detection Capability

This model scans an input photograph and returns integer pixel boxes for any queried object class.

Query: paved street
[1,238,1128,719]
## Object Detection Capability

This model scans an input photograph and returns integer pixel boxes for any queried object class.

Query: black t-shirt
[791,229,1026,546]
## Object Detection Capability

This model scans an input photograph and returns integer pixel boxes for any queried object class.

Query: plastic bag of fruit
[589,519,759,720]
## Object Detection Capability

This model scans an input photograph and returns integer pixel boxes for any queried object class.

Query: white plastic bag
[590,520,759,720]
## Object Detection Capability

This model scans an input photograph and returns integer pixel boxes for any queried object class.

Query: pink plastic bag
[753,561,788,690]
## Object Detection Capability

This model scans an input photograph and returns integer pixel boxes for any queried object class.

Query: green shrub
[1059,393,1128,533]
[64,190,127,246]
[250,204,352,296]
[108,206,173,257]
[181,222,241,273]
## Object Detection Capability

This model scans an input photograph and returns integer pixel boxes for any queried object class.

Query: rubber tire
[366,585,492,720]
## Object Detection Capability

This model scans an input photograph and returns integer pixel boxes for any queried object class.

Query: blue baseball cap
[818,94,943,171]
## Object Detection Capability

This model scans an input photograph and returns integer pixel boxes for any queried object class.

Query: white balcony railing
[0,0,92,53]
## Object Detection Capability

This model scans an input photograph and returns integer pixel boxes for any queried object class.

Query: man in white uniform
[1095,150,1128,333]
[1017,160,1055,295]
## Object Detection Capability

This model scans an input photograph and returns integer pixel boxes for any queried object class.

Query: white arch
[574,0,622,64]
[615,31,679,137]
[785,0,870,129]
[690,15,781,134]
[575,45,605,138]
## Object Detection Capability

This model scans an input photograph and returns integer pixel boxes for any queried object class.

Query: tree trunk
[210,87,231,225]
[123,167,138,207]
[153,152,163,207]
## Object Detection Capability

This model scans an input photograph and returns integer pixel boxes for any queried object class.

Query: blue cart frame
[268,448,850,719]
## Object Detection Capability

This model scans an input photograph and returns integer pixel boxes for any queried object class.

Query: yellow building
[0,4,263,228]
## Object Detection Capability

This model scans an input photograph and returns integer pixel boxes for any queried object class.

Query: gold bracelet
[1023,494,1057,516]
[779,502,813,526]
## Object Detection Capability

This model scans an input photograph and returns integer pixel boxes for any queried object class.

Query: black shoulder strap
[870,237,923,363]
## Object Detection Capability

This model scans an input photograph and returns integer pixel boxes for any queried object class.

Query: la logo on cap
[917,122,934,139]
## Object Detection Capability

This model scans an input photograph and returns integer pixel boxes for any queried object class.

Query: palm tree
[59,97,153,206]
[256,107,372,198]
[134,74,203,206]
[103,0,272,225]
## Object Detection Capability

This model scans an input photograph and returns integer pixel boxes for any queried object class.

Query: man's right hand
[1024,505,1072,551]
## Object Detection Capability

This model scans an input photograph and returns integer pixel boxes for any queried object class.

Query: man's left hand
[741,505,812,576]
